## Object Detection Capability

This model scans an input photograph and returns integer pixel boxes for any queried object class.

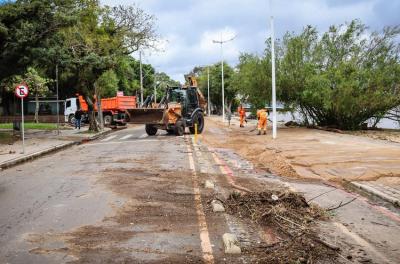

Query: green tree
[232,53,272,110]
[61,1,157,131]
[95,69,118,98]
[1,67,49,122]
[196,62,237,114]
[279,20,400,129]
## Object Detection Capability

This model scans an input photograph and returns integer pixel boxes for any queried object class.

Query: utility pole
[207,66,211,116]
[270,15,277,139]
[154,72,157,104]
[56,64,60,135]
[213,34,236,122]
[139,50,144,106]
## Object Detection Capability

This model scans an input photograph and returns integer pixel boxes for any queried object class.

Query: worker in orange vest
[257,108,268,135]
[238,105,246,127]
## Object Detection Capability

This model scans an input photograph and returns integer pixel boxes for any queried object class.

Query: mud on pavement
[26,162,209,263]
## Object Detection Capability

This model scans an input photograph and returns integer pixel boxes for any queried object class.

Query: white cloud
[102,0,397,83]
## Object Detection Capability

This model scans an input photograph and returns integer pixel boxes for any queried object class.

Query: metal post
[56,64,60,135]
[213,35,236,122]
[207,67,210,116]
[220,40,225,122]
[154,72,157,104]
[271,15,277,139]
[21,97,25,154]
[139,51,144,106]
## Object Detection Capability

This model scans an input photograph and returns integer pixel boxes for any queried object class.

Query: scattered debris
[222,233,241,254]
[205,180,215,189]
[211,200,225,212]
[326,198,357,211]
[221,190,339,263]
[284,121,300,127]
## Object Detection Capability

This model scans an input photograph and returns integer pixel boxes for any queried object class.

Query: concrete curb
[351,182,400,206]
[0,129,112,170]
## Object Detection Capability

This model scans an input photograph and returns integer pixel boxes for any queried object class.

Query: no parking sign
[15,84,29,98]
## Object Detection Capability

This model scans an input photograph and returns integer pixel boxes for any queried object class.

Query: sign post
[15,84,29,154]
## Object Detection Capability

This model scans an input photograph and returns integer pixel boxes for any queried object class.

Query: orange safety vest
[257,109,267,120]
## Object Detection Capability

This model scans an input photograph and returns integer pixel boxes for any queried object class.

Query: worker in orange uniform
[238,105,246,127]
[257,108,268,135]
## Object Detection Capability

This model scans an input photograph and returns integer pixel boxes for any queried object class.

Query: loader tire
[104,115,113,126]
[174,121,184,136]
[145,124,157,136]
[189,113,204,134]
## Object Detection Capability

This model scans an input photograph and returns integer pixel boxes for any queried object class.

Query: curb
[350,182,400,207]
[0,129,112,170]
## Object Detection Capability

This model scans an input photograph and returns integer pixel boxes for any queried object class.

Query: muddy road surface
[0,126,233,263]
[1,124,400,263]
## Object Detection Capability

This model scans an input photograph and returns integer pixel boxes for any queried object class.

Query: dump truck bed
[126,108,165,124]
[78,95,136,112]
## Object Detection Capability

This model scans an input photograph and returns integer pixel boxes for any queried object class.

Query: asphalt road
[1,124,400,263]
[0,126,236,263]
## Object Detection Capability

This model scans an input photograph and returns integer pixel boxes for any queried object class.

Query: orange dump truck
[65,95,136,126]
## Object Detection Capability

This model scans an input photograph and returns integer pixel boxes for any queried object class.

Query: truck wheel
[104,115,113,126]
[145,124,157,136]
[189,113,204,134]
[68,114,75,125]
[174,121,185,136]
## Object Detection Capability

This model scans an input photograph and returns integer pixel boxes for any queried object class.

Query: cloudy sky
[106,0,398,82]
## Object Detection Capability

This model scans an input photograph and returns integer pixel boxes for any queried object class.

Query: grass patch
[0,122,59,130]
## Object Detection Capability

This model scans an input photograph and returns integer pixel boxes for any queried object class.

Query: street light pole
[213,35,236,122]
[154,72,157,104]
[139,50,144,106]
[207,66,211,116]
[270,15,277,139]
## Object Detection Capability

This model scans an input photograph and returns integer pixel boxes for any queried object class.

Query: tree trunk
[85,95,99,132]
[34,93,39,123]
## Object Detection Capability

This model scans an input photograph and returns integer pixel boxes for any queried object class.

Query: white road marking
[185,137,214,263]
[139,133,148,139]
[120,134,133,140]
[86,139,159,146]
[101,135,117,142]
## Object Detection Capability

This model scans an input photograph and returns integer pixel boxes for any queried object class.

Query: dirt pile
[222,191,339,264]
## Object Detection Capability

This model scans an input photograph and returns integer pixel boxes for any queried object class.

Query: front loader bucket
[126,108,165,124]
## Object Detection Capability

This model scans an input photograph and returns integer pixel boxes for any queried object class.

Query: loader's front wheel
[174,121,185,136]
[189,113,204,134]
[145,124,157,136]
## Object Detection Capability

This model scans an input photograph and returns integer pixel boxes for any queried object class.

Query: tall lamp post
[207,66,211,116]
[139,50,144,106]
[213,34,236,122]
[270,15,277,139]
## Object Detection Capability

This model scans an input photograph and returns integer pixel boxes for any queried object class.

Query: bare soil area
[203,117,400,183]
[347,129,400,144]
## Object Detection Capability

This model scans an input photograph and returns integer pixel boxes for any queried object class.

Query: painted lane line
[186,138,214,264]
[120,134,133,140]
[139,133,148,139]
[87,139,160,146]
[101,135,117,142]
